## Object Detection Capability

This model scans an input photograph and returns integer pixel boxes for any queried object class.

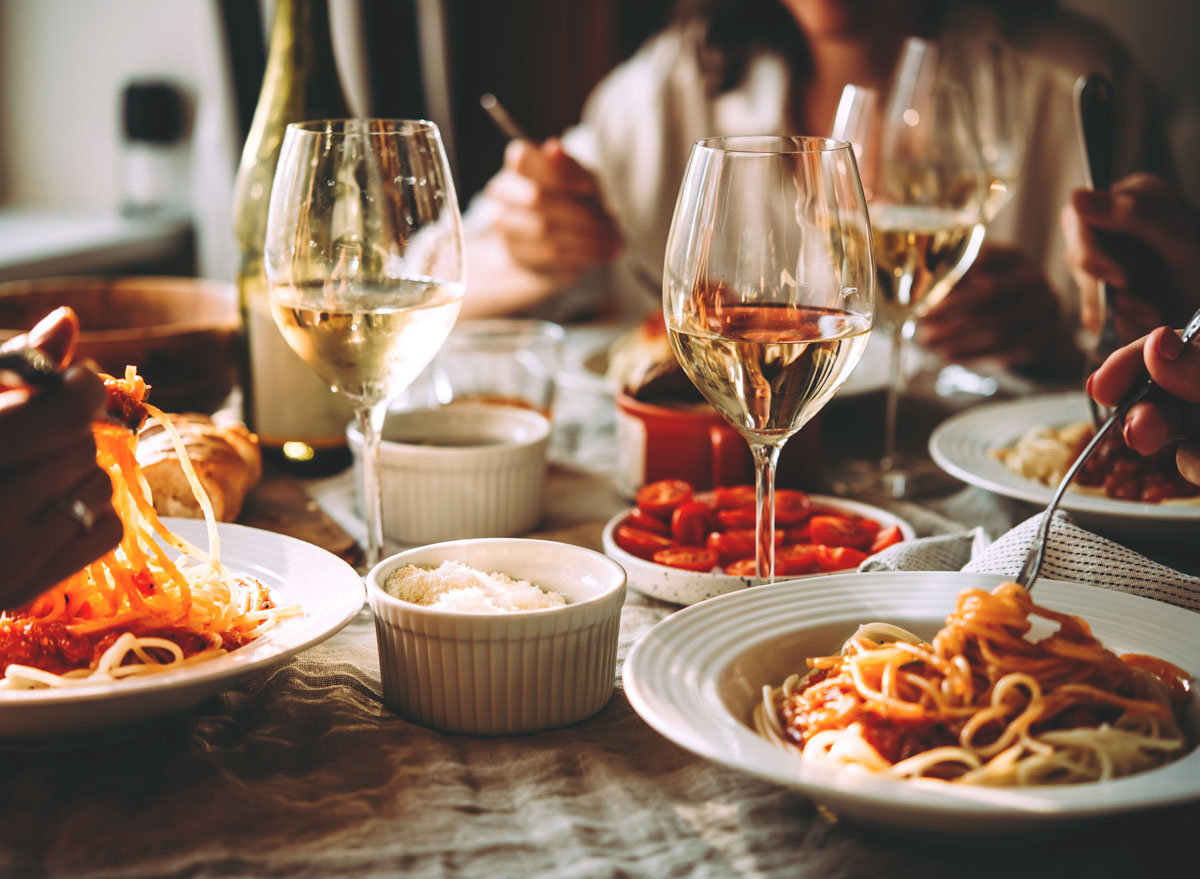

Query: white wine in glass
[664,136,875,581]
[265,119,465,567]
[829,39,989,498]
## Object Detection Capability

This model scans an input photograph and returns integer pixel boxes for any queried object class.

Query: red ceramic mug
[614,392,820,498]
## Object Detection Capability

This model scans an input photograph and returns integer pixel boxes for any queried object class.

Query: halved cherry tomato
[635,479,694,518]
[716,507,757,530]
[783,524,811,544]
[808,515,875,550]
[706,529,782,565]
[652,546,719,572]
[772,489,812,526]
[869,524,904,554]
[713,484,757,509]
[614,524,676,560]
[855,517,881,535]
[625,508,670,536]
[775,544,822,576]
[814,545,868,572]
[724,557,759,576]
[671,500,714,546]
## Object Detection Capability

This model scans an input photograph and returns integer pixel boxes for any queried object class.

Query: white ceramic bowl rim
[348,404,551,456]
[366,538,628,619]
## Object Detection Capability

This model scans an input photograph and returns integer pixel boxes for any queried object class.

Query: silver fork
[1017,306,1200,589]
[1076,73,1118,431]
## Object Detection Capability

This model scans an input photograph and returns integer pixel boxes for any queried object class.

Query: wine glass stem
[356,400,389,570]
[750,442,782,584]
[881,274,912,472]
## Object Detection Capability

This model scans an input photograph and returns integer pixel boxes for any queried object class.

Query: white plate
[602,494,915,605]
[0,519,364,742]
[928,393,1200,532]
[623,571,1200,836]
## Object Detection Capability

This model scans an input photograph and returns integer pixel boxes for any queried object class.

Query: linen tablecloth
[2,461,1197,879]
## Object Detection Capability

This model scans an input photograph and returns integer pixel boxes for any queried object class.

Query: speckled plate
[624,571,1200,836]
[601,494,915,605]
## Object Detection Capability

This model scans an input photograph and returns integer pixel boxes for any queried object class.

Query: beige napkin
[861,510,1200,611]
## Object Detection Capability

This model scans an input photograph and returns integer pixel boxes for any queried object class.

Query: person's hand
[1088,326,1200,486]
[1063,173,1200,341]
[915,244,1074,370]
[0,308,122,610]
[484,137,624,289]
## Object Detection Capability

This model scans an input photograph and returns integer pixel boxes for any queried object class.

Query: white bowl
[366,538,627,735]
[624,572,1200,836]
[601,494,916,605]
[348,404,550,544]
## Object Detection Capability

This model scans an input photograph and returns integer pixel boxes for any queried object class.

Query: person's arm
[916,244,1080,373]
[0,308,122,609]
[1088,326,1200,486]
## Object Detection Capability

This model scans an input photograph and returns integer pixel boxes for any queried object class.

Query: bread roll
[606,312,705,404]
[137,413,262,522]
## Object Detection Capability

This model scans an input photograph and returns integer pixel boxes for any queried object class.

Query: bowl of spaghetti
[623,571,1200,835]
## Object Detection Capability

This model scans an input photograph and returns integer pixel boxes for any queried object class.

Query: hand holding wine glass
[664,136,874,581]
[265,119,465,567]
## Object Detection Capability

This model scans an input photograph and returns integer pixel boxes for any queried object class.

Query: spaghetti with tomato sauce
[0,368,299,690]
[753,582,1192,785]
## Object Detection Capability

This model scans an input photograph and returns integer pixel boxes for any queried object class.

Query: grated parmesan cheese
[384,561,567,613]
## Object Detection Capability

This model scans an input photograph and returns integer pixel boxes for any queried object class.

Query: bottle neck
[262,0,349,121]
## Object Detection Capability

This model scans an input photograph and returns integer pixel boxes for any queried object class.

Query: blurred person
[463,0,1171,375]
[1071,173,1200,486]
[0,308,122,610]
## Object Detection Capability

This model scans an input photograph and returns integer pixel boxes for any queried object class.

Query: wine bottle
[232,0,356,476]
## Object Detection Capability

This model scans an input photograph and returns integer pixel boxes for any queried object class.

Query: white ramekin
[348,404,550,544]
[366,538,627,735]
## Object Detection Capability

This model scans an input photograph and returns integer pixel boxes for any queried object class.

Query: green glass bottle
[232,0,356,475]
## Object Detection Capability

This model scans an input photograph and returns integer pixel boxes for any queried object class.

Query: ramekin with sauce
[347,403,550,544]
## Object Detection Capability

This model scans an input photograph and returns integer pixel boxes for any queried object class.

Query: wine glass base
[824,454,961,501]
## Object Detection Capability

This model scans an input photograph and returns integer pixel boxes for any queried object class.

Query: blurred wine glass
[264,119,465,567]
[954,37,1028,224]
[829,38,990,499]
[931,36,1030,400]
[664,136,875,581]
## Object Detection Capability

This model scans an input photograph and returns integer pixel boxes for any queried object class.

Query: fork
[0,344,63,389]
[1016,306,1200,589]
[1076,73,1118,431]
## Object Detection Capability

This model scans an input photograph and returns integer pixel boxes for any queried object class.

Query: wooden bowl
[0,276,239,413]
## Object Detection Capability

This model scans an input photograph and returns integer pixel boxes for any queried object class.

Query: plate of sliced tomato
[601,479,916,605]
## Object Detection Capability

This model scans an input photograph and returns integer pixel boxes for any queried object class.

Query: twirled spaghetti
[0,368,300,690]
[753,582,1191,785]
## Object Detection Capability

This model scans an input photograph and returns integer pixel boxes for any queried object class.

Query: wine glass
[830,38,990,498]
[664,136,875,582]
[931,36,1029,399]
[952,37,1028,224]
[264,119,465,568]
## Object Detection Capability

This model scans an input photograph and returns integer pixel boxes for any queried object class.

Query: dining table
[1,320,1197,879]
